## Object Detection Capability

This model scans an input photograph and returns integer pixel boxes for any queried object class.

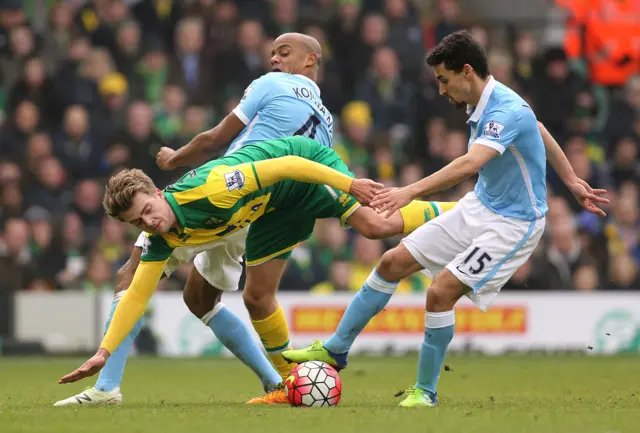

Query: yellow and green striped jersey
[142,136,346,263]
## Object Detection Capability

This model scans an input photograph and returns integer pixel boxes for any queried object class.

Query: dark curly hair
[426,30,489,79]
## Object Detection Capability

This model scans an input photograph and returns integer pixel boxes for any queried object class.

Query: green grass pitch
[1,355,639,433]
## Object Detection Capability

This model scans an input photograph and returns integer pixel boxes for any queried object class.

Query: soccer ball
[285,361,342,407]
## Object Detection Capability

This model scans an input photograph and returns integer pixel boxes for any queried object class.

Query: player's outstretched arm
[538,122,609,216]
[58,260,167,384]
[156,113,246,170]
[252,156,383,204]
[371,144,497,217]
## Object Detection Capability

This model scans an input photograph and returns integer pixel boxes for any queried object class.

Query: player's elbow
[460,155,484,176]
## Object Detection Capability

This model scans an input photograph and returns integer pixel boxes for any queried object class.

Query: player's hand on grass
[349,178,384,205]
[58,348,110,384]
[370,186,416,218]
[568,178,609,217]
[156,147,177,171]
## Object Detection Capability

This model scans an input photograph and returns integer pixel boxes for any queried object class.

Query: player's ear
[306,52,318,68]
[463,64,473,79]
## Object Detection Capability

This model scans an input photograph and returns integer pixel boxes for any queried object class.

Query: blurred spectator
[604,184,640,265]
[604,75,640,148]
[6,56,59,126]
[54,105,106,179]
[352,14,389,93]
[333,101,374,174]
[512,32,538,98]
[82,251,116,293]
[532,47,589,141]
[607,254,639,290]
[41,2,75,72]
[608,137,640,188]
[383,0,424,81]
[311,260,352,294]
[72,179,105,244]
[132,0,182,50]
[56,212,87,287]
[0,25,38,94]
[431,0,464,46]
[153,84,185,144]
[355,47,413,133]
[573,262,600,292]
[539,220,594,289]
[215,20,266,101]
[112,20,142,81]
[25,206,65,288]
[95,71,130,140]
[327,0,361,96]
[134,37,168,105]
[0,99,41,162]
[266,0,299,37]
[169,17,214,105]
[0,218,31,292]
[487,50,514,88]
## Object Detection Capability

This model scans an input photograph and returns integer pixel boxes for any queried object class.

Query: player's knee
[184,283,222,319]
[377,248,405,280]
[427,275,462,312]
[242,285,271,310]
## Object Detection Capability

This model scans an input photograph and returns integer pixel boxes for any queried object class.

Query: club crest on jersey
[483,121,504,139]
[141,236,151,256]
[225,170,245,191]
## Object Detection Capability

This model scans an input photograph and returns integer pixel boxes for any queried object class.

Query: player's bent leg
[399,269,467,408]
[182,265,283,396]
[54,247,144,407]
[243,258,297,379]
[283,244,424,369]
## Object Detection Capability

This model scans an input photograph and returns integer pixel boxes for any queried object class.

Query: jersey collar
[295,74,321,95]
[163,191,186,231]
[466,76,496,124]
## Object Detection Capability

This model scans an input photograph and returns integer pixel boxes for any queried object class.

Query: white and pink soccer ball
[285,361,342,407]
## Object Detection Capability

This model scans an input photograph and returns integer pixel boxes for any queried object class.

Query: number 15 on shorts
[456,246,493,276]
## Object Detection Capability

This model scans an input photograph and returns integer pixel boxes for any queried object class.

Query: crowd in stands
[0,0,637,296]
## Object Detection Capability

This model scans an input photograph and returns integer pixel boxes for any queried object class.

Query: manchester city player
[283,30,609,407]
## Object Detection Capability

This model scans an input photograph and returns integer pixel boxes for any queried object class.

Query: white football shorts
[402,192,545,310]
[134,228,247,292]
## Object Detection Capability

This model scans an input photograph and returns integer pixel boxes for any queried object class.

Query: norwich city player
[58,136,440,403]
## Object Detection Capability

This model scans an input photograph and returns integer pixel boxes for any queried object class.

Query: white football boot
[54,387,122,406]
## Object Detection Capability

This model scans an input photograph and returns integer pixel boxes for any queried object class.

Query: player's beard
[454,101,466,110]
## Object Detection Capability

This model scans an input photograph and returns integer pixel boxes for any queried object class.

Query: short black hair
[426,30,489,79]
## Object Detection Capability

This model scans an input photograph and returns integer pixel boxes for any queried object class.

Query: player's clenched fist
[156,147,177,171]
[349,178,384,205]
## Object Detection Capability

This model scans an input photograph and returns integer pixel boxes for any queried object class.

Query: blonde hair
[103,169,155,218]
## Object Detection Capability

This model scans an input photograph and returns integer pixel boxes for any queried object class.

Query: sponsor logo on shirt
[224,170,245,191]
[483,121,504,139]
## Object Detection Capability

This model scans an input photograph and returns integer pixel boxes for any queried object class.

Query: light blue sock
[95,293,143,392]
[416,311,455,395]
[204,303,282,391]
[324,270,397,356]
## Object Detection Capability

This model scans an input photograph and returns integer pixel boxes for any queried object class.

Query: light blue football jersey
[467,77,548,221]
[226,72,333,155]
